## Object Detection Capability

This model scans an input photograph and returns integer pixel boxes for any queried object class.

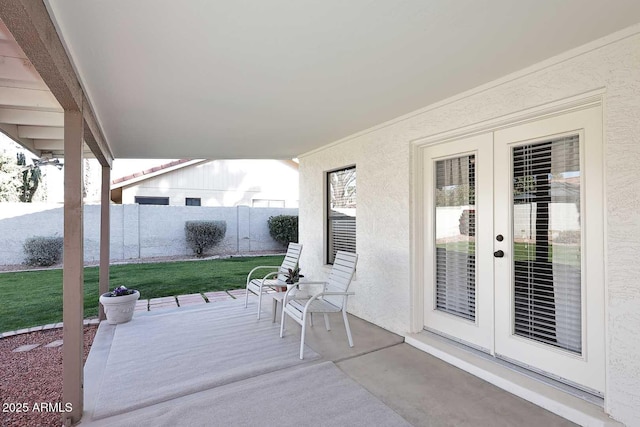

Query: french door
[424,105,605,394]
[423,133,494,352]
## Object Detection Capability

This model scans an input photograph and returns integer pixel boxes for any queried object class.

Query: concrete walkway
[80,296,577,426]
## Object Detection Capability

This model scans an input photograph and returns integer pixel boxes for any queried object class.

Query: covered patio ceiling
[30,0,640,160]
[0,19,92,159]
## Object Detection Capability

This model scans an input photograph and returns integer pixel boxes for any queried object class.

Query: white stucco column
[62,110,84,425]
[99,165,111,320]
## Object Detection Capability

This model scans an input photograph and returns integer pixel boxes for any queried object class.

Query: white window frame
[326,165,356,264]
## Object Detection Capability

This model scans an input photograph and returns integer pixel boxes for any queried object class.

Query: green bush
[268,215,298,246]
[23,236,64,266]
[185,220,227,256]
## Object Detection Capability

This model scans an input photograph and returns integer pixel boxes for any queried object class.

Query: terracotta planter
[99,290,140,324]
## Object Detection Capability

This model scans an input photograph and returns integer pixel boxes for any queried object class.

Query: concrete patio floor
[80,295,576,426]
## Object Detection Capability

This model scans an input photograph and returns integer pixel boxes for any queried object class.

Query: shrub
[23,236,64,266]
[185,220,227,256]
[268,215,298,246]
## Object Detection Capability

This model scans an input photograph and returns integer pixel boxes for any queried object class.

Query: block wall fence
[0,203,297,265]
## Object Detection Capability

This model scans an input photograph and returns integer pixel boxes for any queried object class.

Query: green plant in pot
[99,286,140,324]
[285,267,304,285]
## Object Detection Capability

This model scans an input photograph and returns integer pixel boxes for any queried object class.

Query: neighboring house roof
[111,159,208,189]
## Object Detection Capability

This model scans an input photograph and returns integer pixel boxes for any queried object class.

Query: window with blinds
[434,155,476,321]
[512,135,582,354]
[327,166,356,264]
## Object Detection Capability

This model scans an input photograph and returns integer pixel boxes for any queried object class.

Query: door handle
[493,250,504,258]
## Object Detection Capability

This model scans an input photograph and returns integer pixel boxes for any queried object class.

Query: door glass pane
[435,155,476,321]
[512,135,582,354]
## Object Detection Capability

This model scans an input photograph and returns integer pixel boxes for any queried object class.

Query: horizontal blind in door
[512,135,582,354]
[434,155,476,321]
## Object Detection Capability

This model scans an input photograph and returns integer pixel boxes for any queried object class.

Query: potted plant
[285,267,304,284]
[99,286,140,324]
[275,267,303,292]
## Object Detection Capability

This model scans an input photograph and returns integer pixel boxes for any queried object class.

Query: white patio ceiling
[21,1,640,159]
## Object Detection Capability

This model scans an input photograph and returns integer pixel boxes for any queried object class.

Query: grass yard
[0,255,284,332]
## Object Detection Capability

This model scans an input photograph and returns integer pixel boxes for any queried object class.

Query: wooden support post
[99,166,111,320]
[62,110,84,425]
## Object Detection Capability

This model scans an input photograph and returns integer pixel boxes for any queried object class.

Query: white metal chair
[280,251,358,359]
[244,242,302,319]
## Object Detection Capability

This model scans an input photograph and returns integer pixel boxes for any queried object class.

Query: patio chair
[280,250,358,359]
[245,242,302,319]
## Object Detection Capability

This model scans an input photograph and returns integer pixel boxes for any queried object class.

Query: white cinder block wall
[298,26,640,425]
[0,204,297,265]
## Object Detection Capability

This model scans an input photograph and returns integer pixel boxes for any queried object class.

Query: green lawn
[0,255,284,332]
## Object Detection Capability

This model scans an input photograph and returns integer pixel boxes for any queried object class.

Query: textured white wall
[121,159,299,207]
[0,203,297,265]
[300,125,411,338]
[299,29,640,425]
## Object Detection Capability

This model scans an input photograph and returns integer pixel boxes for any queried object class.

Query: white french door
[493,106,604,393]
[423,133,494,352]
[424,105,605,394]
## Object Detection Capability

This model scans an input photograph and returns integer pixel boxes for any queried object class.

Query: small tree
[17,153,42,203]
[23,236,64,266]
[185,220,227,256]
[268,215,298,246]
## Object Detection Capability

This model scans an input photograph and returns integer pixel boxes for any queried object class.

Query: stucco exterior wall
[300,126,411,339]
[0,203,297,265]
[298,28,640,425]
[120,159,299,207]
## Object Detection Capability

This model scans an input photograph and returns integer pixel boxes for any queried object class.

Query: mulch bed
[0,326,97,427]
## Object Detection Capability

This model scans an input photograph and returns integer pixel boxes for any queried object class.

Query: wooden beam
[62,109,84,425]
[0,77,48,91]
[99,166,111,320]
[0,122,38,154]
[0,38,24,57]
[83,97,113,167]
[0,86,62,111]
[0,107,63,126]
[0,54,42,83]
[33,139,64,151]
[18,125,63,139]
